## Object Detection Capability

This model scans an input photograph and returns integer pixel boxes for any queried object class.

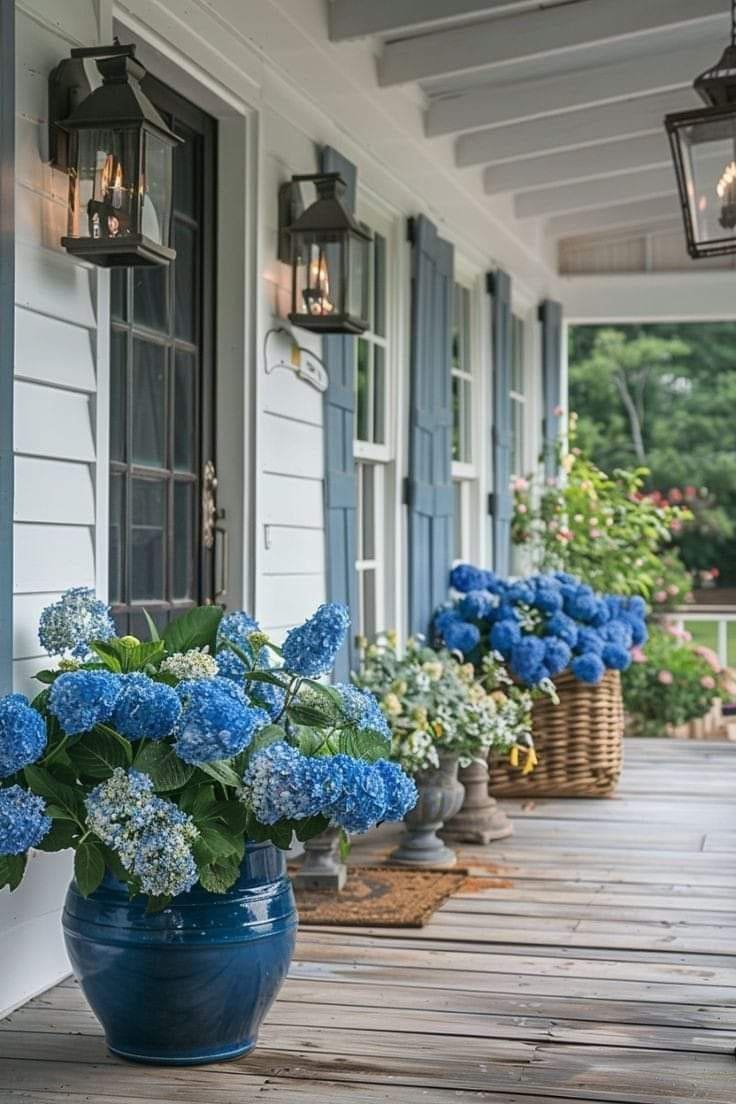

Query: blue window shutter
[539,298,563,479]
[0,0,13,693]
[408,215,454,635]
[320,146,357,679]
[489,269,512,577]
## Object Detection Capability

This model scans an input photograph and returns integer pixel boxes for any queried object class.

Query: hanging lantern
[279,172,372,334]
[49,43,181,267]
[665,1,736,258]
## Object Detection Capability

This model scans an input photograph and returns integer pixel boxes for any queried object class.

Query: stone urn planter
[293,825,346,891]
[443,755,513,845]
[390,754,465,867]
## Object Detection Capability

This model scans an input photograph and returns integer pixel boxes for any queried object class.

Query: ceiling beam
[328,0,532,42]
[484,134,671,194]
[547,196,682,238]
[426,43,716,137]
[515,165,678,220]
[456,89,695,167]
[378,0,725,87]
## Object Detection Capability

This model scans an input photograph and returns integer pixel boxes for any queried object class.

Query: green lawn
[683,620,736,668]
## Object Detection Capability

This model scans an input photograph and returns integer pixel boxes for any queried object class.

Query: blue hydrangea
[510,637,547,686]
[602,643,632,671]
[214,649,247,684]
[434,607,461,636]
[0,785,51,854]
[458,590,494,621]
[543,637,572,678]
[442,619,481,656]
[111,674,182,742]
[532,585,563,614]
[622,614,648,646]
[38,587,115,660]
[450,563,487,593]
[589,598,610,627]
[546,612,578,648]
[0,695,47,779]
[217,610,260,658]
[216,648,287,722]
[628,596,648,619]
[489,619,521,658]
[86,769,198,897]
[241,742,335,824]
[175,678,268,764]
[328,754,387,833]
[48,670,121,735]
[334,684,391,740]
[571,653,605,685]
[487,601,519,625]
[507,581,535,606]
[564,586,597,622]
[602,620,633,648]
[282,603,350,678]
[574,627,604,656]
[372,759,418,821]
[481,570,505,595]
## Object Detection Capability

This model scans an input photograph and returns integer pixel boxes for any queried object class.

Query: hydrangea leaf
[246,724,286,759]
[294,813,330,842]
[69,730,133,780]
[145,894,172,914]
[241,669,289,689]
[244,812,272,843]
[35,820,78,852]
[209,800,249,835]
[197,759,242,789]
[266,822,293,850]
[198,853,241,894]
[89,641,124,673]
[32,670,59,685]
[287,703,329,728]
[193,825,243,866]
[132,742,194,792]
[293,726,329,757]
[141,608,160,642]
[162,606,223,656]
[337,727,389,763]
[74,839,106,897]
[179,783,216,818]
[23,765,86,825]
[0,854,26,891]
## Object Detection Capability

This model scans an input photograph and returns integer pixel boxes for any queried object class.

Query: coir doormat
[293,865,468,928]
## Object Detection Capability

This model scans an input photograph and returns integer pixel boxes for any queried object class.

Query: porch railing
[670,605,736,669]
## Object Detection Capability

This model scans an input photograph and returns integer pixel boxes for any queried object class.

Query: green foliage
[74,839,106,897]
[622,625,733,737]
[512,426,692,603]
[161,605,223,655]
[133,742,194,792]
[569,323,736,585]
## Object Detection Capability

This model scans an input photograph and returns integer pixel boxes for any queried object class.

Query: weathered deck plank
[1,738,734,1102]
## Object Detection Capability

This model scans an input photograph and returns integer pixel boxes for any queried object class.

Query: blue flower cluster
[240,742,417,834]
[217,610,260,658]
[282,603,351,678]
[86,768,198,897]
[175,678,268,764]
[436,567,648,687]
[48,670,121,735]
[333,684,391,741]
[38,587,115,660]
[0,785,51,854]
[216,610,287,721]
[112,674,182,742]
[0,695,47,778]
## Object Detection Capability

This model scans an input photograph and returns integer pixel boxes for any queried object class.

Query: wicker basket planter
[488,669,624,798]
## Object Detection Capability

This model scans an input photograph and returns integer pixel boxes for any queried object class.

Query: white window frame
[353,201,400,639]
[509,285,542,574]
[451,265,484,565]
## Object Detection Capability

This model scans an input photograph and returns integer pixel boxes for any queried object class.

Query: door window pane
[174,350,196,472]
[172,481,194,600]
[356,338,370,442]
[133,264,168,333]
[109,472,124,604]
[373,345,385,445]
[110,330,127,463]
[174,221,196,342]
[132,340,166,467]
[173,123,196,218]
[361,569,377,642]
[373,232,386,337]
[131,478,165,601]
[111,269,126,322]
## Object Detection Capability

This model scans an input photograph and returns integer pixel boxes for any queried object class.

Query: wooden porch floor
[2,738,736,1103]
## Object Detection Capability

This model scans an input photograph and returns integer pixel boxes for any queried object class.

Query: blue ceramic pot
[62,841,297,1065]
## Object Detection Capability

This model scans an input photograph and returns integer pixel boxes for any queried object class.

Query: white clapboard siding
[14,381,95,462]
[15,306,96,391]
[262,412,324,479]
[260,473,324,529]
[260,572,327,631]
[15,183,68,254]
[14,458,95,525]
[15,118,64,204]
[13,592,58,661]
[15,242,95,329]
[12,657,45,699]
[15,4,90,124]
[262,525,325,576]
[261,342,324,426]
[14,524,95,594]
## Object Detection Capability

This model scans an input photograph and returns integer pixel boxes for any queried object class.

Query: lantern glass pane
[676,113,736,249]
[293,234,341,320]
[142,130,173,246]
[347,231,369,325]
[71,128,139,241]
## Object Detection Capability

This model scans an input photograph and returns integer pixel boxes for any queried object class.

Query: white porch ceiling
[328,0,732,267]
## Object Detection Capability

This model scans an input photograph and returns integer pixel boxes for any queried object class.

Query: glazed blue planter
[62,841,297,1065]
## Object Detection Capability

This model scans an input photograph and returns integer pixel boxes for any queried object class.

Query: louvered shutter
[539,298,563,479]
[489,269,513,576]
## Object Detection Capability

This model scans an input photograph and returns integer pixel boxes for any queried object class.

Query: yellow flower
[561,453,575,473]
[119,635,140,647]
[385,630,398,649]
[509,745,520,768]
[410,705,428,727]
[383,693,402,718]
[522,747,538,775]
[356,635,368,652]
[432,720,444,738]
[422,660,443,681]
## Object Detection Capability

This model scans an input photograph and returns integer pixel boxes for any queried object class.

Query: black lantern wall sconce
[665,0,736,259]
[49,42,181,267]
[278,172,372,335]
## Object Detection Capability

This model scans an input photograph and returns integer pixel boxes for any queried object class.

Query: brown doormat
[293,865,468,928]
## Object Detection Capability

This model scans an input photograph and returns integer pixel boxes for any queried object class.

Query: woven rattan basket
[488,669,624,798]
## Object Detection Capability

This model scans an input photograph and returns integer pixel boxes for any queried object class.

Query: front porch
[3,738,734,1103]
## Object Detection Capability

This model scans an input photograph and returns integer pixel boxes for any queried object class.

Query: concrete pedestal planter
[443,756,513,845]
[390,754,465,867]
[293,826,347,891]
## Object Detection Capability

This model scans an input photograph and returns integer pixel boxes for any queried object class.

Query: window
[109,79,216,637]
[451,281,476,561]
[354,221,392,640]
[510,313,526,479]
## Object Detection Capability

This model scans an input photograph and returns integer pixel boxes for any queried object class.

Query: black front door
[109,77,217,637]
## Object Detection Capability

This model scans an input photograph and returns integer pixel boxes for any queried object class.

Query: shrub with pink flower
[623,624,733,737]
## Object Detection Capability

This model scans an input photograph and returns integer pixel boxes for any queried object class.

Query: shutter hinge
[403,477,412,507]
[487,492,495,516]
[406,216,416,245]
[486,272,496,296]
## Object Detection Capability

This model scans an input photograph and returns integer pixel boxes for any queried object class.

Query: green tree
[569,324,736,585]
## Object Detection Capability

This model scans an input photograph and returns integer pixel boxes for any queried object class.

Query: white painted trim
[562,271,736,323]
